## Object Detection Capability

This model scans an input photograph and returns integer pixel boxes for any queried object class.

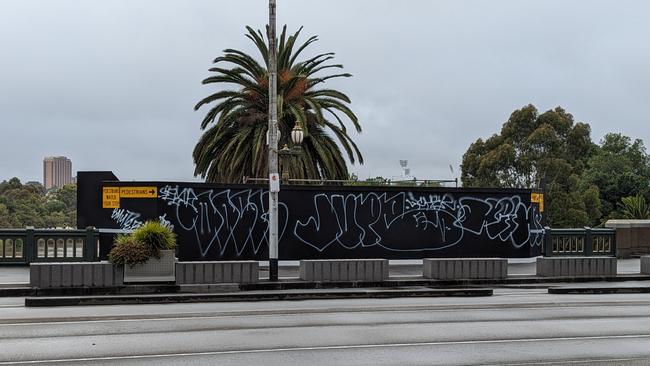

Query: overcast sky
[1,0,648,184]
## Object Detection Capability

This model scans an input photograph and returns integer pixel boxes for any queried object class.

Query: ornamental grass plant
[108,221,176,267]
[131,221,177,257]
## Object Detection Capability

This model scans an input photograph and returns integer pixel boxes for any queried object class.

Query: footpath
[3,258,650,306]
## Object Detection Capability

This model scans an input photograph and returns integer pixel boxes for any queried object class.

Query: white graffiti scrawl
[159,185,288,257]
[111,209,175,231]
[154,185,543,259]
[293,192,543,253]
[111,208,143,230]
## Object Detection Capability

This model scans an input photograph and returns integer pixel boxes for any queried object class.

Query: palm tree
[618,195,650,219]
[193,26,363,183]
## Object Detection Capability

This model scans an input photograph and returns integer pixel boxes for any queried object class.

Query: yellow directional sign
[102,187,120,208]
[531,192,544,212]
[120,186,157,198]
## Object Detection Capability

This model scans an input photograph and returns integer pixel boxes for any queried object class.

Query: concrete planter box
[176,261,259,284]
[423,258,507,280]
[124,250,176,283]
[30,262,123,288]
[536,256,616,277]
[299,259,388,282]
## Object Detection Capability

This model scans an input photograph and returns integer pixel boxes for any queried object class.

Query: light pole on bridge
[267,0,304,281]
[267,0,280,281]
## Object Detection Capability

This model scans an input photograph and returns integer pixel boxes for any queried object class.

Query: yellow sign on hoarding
[102,187,120,208]
[102,186,158,209]
[119,187,157,198]
[531,192,544,212]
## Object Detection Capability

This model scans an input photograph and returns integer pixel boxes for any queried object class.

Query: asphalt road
[3,288,650,365]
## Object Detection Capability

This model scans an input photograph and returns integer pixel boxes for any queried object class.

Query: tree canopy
[582,133,650,218]
[193,26,363,183]
[461,104,602,227]
[0,178,76,228]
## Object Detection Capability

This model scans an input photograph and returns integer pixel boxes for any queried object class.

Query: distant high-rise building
[43,156,72,190]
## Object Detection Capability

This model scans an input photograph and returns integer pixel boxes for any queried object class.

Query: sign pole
[267,0,280,281]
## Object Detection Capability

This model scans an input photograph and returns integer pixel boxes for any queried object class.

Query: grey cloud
[1,0,648,183]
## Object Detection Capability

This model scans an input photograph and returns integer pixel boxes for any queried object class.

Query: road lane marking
[3,334,650,364]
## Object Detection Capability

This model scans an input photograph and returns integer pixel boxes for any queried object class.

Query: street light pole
[267,0,280,281]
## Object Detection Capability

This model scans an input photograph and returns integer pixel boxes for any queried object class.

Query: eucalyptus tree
[194,26,363,183]
[461,104,601,227]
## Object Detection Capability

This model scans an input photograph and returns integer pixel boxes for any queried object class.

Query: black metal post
[269,258,278,281]
[584,226,593,256]
[84,227,97,262]
[25,226,35,264]
[543,226,552,257]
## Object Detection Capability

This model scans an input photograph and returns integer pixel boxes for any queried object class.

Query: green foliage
[194,25,363,183]
[108,235,152,268]
[108,221,176,267]
[461,104,601,227]
[131,221,177,257]
[346,175,390,186]
[616,195,650,219]
[0,178,76,228]
[346,174,444,187]
[582,133,650,219]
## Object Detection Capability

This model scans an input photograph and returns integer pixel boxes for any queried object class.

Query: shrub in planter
[131,221,177,257]
[108,221,177,267]
[108,235,151,268]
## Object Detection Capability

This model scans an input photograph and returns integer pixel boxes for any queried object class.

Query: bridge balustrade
[0,228,97,264]
[544,227,616,257]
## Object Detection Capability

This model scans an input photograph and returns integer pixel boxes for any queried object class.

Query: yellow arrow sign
[120,187,158,198]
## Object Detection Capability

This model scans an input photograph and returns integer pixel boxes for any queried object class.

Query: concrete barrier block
[469,260,478,278]
[30,262,122,288]
[536,257,616,277]
[82,264,92,286]
[224,262,234,282]
[485,260,494,279]
[213,263,222,283]
[72,264,83,287]
[364,261,372,279]
[356,261,365,279]
[299,259,389,282]
[423,258,507,280]
[347,261,357,281]
[204,263,212,282]
[641,256,650,274]
[175,261,258,284]
[340,262,349,281]
[103,263,114,286]
[314,261,323,281]
[233,262,243,282]
[332,261,341,281]
[51,265,62,287]
[29,265,40,288]
[444,261,453,278]
[61,265,72,287]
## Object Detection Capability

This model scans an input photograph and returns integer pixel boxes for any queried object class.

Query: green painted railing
[0,227,98,264]
[544,227,616,257]
[1,226,617,263]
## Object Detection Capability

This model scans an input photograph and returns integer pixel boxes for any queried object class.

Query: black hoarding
[78,172,544,260]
